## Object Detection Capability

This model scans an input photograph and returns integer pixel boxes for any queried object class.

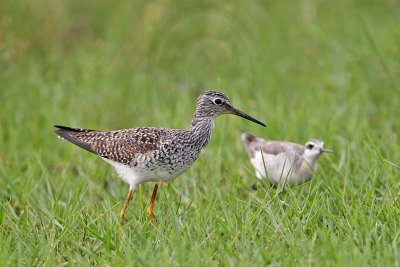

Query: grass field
[1,0,399,266]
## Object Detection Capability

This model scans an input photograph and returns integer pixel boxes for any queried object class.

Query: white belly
[102,158,184,190]
[250,151,297,184]
[250,151,316,185]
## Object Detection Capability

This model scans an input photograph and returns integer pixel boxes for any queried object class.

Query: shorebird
[55,91,266,222]
[241,133,333,187]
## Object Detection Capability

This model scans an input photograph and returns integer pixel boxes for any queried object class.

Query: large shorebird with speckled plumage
[55,91,266,221]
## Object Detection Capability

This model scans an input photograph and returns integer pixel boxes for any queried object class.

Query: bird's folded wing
[260,141,304,157]
[259,141,289,156]
[55,126,168,165]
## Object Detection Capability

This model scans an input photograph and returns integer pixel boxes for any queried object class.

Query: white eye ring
[213,98,223,105]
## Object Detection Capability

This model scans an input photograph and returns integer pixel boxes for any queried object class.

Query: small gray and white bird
[241,133,333,187]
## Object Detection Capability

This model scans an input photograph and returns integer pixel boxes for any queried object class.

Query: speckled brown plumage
[56,126,171,164]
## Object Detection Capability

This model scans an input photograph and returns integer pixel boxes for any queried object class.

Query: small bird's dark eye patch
[306,144,314,149]
[214,98,223,105]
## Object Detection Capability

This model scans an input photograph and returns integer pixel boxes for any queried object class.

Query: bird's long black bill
[321,149,334,153]
[230,108,266,127]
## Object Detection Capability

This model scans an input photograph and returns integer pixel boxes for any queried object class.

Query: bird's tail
[241,132,257,146]
[54,125,97,154]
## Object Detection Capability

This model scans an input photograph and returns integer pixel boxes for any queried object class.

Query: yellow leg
[146,184,159,222]
[120,190,133,221]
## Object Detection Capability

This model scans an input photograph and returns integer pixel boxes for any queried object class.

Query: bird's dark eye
[307,144,314,149]
[213,98,223,105]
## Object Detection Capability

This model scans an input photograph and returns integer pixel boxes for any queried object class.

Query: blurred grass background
[0,0,399,266]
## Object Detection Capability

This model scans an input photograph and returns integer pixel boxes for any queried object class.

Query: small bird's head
[303,139,333,160]
[194,91,266,127]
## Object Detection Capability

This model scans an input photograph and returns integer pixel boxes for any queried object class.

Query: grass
[0,0,399,266]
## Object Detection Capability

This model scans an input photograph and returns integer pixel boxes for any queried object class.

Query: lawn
[0,0,399,266]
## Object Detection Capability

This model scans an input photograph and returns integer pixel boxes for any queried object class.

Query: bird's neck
[297,154,319,177]
[190,116,215,150]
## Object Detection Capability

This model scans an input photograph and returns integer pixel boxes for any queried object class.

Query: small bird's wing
[54,125,169,165]
[259,141,304,156]
[241,132,304,158]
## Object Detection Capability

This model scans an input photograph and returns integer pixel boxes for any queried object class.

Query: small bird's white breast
[251,150,298,184]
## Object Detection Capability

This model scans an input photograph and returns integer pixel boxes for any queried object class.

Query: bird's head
[194,91,266,127]
[303,139,333,160]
